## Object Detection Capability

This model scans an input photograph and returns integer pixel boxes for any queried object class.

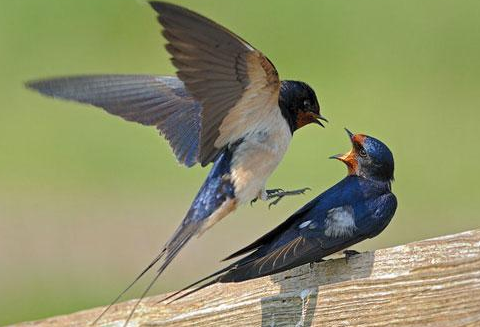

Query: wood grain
[14,229,480,327]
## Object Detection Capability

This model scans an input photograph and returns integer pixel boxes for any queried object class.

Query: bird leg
[343,249,360,263]
[250,188,284,206]
[266,187,311,208]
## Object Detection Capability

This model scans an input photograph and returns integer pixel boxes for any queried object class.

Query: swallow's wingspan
[26,75,201,167]
[150,2,281,166]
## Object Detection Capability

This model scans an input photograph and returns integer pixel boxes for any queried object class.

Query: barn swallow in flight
[26,1,326,325]
[162,129,397,303]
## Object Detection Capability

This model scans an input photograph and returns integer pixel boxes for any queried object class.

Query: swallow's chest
[229,110,292,204]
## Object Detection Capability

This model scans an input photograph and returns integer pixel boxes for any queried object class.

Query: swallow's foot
[266,187,311,208]
[266,188,285,195]
[251,189,286,206]
[343,249,360,263]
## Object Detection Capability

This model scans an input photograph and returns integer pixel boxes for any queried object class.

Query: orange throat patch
[339,149,358,175]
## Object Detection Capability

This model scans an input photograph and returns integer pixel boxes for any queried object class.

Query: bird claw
[266,188,285,196]
[343,249,360,263]
[250,198,258,206]
[268,196,284,209]
[266,187,311,209]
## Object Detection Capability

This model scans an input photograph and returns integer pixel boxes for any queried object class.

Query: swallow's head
[330,129,394,181]
[279,81,327,132]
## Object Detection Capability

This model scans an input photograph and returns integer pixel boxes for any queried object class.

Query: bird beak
[344,128,354,142]
[311,113,328,128]
[329,128,358,174]
[329,128,356,159]
[329,151,351,161]
[329,153,343,160]
[329,149,357,174]
[296,112,328,129]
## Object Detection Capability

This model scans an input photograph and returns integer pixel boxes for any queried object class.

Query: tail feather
[122,269,165,327]
[166,279,218,305]
[156,221,200,276]
[92,224,198,326]
[93,149,236,324]
[90,250,166,326]
[157,264,234,304]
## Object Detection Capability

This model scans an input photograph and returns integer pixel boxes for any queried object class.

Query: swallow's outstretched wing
[26,75,201,167]
[150,1,281,166]
[27,2,281,168]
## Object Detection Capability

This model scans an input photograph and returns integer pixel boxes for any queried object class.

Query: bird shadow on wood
[260,251,375,327]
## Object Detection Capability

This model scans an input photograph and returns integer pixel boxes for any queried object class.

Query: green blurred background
[1,0,479,325]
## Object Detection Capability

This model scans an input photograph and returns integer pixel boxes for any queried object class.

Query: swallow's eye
[359,148,367,158]
[303,99,310,108]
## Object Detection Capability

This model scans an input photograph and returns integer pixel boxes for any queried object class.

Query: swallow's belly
[230,112,292,204]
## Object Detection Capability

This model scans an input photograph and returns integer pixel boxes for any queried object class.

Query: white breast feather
[230,107,291,204]
[325,206,357,238]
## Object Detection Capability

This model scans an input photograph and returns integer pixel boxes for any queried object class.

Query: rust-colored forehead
[352,134,366,145]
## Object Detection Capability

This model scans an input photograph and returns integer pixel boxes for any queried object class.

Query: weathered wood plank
[14,229,480,327]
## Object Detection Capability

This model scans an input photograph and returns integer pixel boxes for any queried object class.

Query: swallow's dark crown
[278,80,320,133]
[362,135,395,182]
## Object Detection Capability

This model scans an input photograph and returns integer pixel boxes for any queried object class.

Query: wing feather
[26,75,201,167]
[220,236,322,282]
[150,2,280,166]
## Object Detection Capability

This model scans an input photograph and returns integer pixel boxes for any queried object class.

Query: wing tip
[24,79,40,91]
[149,1,204,24]
[221,246,255,262]
[24,79,55,97]
[149,1,180,14]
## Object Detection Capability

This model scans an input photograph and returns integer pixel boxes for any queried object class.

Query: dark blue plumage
[219,176,396,282]
[163,130,397,301]
[158,145,237,274]
[187,150,235,223]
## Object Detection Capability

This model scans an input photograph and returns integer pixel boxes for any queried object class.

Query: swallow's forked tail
[93,148,236,326]
[91,222,200,327]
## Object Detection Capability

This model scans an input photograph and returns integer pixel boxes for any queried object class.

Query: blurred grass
[1,0,479,325]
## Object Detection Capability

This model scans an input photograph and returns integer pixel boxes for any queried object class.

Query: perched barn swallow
[163,129,397,303]
[26,1,326,324]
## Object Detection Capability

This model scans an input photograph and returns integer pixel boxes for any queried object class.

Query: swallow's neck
[278,81,298,134]
[357,167,394,186]
[278,102,296,134]
[361,175,393,192]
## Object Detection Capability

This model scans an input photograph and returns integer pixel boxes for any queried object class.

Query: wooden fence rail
[14,229,480,327]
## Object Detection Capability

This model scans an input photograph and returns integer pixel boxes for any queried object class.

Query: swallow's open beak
[329,149,357,174]
[329,153,346,160]
[311,113,328,128]
[329,128,355,160]
[329,128,358,174]
[344,128,354,142]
